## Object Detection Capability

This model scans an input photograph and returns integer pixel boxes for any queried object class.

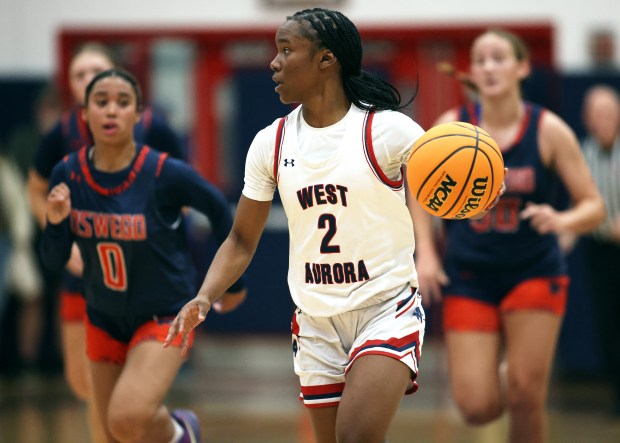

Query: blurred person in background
[0,147,42,362]
[27,42,185,443]
[5,84,63,177]
[412,29,605,443]
[579,84,620,417]
[1,84,61,375]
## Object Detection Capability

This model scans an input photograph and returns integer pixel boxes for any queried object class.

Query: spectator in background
[5,85,62,177]
[1,84,61,376]
[0,149,42,354]
[580,84,620,416]
[589,30,617,72]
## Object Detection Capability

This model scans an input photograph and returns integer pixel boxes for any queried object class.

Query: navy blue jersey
[443,102,565,274]
[34,107,184,180]
[41,144,244,316]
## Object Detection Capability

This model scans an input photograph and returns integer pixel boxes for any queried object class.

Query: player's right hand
[163,295,211,356]
[46,182,71,225]
[470,168,508,220]
[416,252,449,307]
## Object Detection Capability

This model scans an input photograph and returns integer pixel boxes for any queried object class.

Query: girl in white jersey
[165,8,426,442]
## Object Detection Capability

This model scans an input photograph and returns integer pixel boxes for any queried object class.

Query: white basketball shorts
[291,286,425,408]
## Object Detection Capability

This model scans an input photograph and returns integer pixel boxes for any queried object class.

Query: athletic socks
[170,417,184,443]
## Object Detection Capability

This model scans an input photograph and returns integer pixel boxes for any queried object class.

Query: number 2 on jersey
[96,242,128,291]
[318,213,340,253]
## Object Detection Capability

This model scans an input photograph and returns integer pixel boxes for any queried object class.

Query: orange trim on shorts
[85,316,128,364]
[501,276,568,315]
[85,316,194,364]
[443,276,569,332]
[443,297,500,332]
[129,318,194,350]
[60,290,86,322]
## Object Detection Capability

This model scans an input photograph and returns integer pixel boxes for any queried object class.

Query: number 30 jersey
[444,102,565,274]
[243,105,424,317]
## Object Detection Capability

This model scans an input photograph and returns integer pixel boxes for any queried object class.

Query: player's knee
[506,371,546,414]
[336,423,385,443]
[107,407,149,443]
[455,394,504,425]
[461,404,504,426]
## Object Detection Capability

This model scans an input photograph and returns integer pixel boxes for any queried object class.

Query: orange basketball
[407,122,504,220]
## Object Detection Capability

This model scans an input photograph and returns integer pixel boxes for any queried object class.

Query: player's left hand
[212,288,247,313]
[66,243,84,277]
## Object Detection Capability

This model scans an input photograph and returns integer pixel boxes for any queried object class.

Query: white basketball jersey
[274,105,418,316]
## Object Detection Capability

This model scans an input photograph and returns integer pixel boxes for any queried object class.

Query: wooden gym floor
[1,334,619,443]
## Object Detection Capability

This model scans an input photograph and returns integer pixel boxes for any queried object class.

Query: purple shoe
[171,409,201,443]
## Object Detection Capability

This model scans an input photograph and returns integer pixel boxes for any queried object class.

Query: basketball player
[164,8,427,443]
[27,42,184,442]
[411,30,606,443]
[40,68,245,443]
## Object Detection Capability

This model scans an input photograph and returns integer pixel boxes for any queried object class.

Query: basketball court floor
[1,334,619,443]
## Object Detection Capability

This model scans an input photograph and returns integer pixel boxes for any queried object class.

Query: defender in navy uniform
[41,68,245,443]
[412,30,605,443]
[27,43,185,443]
[445,102,566,286]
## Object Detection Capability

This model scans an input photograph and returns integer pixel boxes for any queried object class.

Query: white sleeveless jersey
[243,104,423,317]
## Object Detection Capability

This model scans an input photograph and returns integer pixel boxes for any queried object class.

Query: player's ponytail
[289,8,416,111]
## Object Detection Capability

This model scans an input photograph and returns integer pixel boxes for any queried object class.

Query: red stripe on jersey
[273,117,286,185]
[466,102,535,155]
[466,103,479,126]
[363,110,404,189]
[79,145,151,196]
[510,103,532,150]
[155,152,168,177]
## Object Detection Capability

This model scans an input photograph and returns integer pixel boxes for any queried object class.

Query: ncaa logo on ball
[425,173,457,212]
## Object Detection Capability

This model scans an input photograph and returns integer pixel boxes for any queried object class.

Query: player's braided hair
[289,8,415,111]
[84,68,143,111]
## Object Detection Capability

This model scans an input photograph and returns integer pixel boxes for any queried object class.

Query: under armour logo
[284,159,295,167]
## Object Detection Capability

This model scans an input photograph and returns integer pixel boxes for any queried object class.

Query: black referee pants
[586,237,620,408]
